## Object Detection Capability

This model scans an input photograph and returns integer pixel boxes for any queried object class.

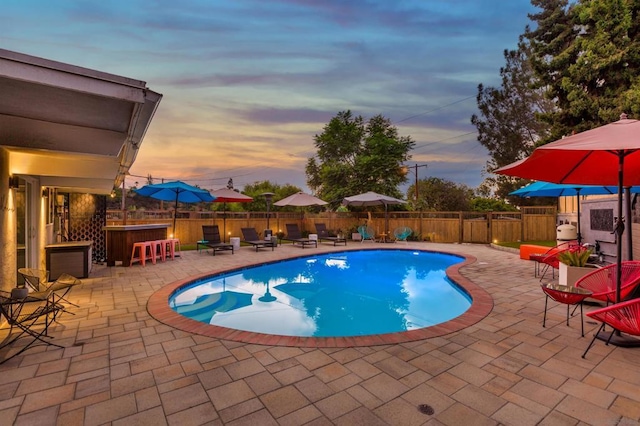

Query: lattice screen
[68,193,107,263]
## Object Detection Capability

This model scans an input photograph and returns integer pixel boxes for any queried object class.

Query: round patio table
[541,283,593,336]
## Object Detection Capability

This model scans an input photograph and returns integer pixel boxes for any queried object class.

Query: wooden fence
[107,206,557,245]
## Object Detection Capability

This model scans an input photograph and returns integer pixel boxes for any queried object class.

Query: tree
[306,111,415,208]
[408,177,473,211]
[469,197,518,212]
[241,181,302,212]
[471,37,553,200]
[526,0,640,137]
[525,0,580,143]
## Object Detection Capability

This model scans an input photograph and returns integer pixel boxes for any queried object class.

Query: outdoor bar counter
[104,224,169,266]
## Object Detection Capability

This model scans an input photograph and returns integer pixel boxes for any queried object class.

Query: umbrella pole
[615,152,624,304]
[223,202,227,242]
[173,194,178,238]
[575,188,582,245]
[625,186,633,260]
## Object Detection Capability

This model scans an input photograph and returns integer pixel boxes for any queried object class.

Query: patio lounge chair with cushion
[241,227,276,252]
[357,225,375,243]
[314,223,347,246]
[574,260,640,304]
[582,297,640,358]
[393,226,412,243]
[200,225,235,255]
[282,223,317,248]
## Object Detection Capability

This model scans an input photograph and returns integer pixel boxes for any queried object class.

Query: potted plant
[557,246,596,286]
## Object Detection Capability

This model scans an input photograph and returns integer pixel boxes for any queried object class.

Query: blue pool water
[169,249,470,337]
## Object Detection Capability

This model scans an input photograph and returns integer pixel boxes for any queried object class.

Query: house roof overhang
[0,48,162,194]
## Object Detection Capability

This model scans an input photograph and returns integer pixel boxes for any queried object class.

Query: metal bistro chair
[0,290,64,364]
[18,268,81,316]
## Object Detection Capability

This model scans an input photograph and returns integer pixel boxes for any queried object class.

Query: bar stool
[130,242,155,266]
[164,238,181,260]
[150,240,166,262]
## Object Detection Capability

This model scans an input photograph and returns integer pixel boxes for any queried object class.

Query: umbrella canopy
[343,191,406,234]
[273,192,328,207]
[273,192,328,233]
[210,188,253,242]
[510,181,618,197]
[135,181,215,235]
[496,114,640,309]
[509,181,640,244]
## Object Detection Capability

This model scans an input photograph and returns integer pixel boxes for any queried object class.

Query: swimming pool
[168,249,471,337]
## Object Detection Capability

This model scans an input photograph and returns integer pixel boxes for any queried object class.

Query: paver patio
[1,242,639,425]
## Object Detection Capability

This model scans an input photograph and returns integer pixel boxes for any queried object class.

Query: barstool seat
[130,242,155,266]
[150,240,166,262]
[164,238,181,260]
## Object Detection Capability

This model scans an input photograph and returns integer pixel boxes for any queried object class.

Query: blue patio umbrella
[135,181,215,235]
[510,181,639,244]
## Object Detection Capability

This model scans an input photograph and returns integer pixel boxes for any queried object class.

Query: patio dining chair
[0,290,64,364]
[574,261,640,305]
[582,297,640,358]
[18,268,81,315]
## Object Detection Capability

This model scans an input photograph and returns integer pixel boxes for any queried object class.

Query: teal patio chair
[393,226,412,243]
[357,225,375,243]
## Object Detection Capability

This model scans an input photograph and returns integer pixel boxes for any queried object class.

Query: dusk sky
[3,0,536,194]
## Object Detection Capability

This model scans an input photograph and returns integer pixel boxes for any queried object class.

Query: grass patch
[496,240,556,249]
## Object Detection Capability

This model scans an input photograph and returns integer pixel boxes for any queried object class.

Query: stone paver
[1,243,639,425]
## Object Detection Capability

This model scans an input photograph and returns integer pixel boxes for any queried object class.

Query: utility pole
[406,164,428,206]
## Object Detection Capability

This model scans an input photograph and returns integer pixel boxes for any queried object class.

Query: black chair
[314,223,347,246]
[282,224,317,248]
[199,225,234,255]
[241,228,277,251]
[0,290,64,364]
[18,268,81,316]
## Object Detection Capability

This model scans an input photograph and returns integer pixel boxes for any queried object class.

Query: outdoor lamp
[8,175,19,189]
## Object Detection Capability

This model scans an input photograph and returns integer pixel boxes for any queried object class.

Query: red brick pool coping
[147,249,493,347]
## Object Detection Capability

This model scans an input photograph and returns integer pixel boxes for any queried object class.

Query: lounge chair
[314,223,347,246]
[241,228,277,252]
[357,225,375,243]
[393,226,412,243]
[199,225,234,255]
[282,224,317,248]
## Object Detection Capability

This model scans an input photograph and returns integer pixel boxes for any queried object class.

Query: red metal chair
[574,261,640,304]
[530,241,577,279]
[582,298,640,358]
[536,246,577,282]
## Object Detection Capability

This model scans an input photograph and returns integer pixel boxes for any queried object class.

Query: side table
[541,283,593,336]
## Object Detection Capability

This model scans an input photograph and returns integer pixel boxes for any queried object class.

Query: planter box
[352,232,362,241]
[558,263,598,286]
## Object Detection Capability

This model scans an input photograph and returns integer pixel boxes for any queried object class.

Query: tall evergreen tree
[525,0,579,143]
[566,0,640,123]
[471,38,553,200]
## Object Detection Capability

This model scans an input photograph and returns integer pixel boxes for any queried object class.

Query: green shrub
[557,247,592,267]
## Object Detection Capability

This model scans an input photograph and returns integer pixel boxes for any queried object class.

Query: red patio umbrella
[496,113,640,347]
[210,188,253,242]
